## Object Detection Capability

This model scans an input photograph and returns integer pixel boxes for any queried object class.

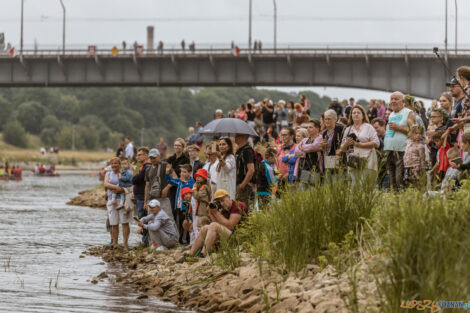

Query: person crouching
[137,199,178,251]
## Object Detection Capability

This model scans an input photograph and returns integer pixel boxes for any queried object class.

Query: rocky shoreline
[85,246,379,313]
[67,185,106,208]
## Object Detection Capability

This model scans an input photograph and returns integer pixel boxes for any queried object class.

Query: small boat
[0,176,22,181]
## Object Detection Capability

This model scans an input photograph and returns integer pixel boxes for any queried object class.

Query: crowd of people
[0,162,22,179]
[103,65,470,260]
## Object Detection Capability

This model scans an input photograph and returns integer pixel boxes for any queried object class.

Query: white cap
[149,148,160,158]
[148,199,160,207]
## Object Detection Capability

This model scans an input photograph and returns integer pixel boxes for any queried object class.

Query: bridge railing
[1,47,469,57]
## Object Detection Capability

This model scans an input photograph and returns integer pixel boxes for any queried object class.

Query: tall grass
[371,184,470,312]
[235,171,379,273]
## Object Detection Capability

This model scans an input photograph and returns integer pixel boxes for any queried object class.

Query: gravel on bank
[85,246,379,313]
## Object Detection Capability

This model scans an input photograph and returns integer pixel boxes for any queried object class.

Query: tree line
[0,87,335,150]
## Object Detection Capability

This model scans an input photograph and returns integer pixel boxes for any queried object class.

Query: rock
[79,255,85,258]
[91,278,98,284]
[239,295,261,309]
[137,294,148,299]
[219,299,242,311]
[67,185,106,208]
[306,264,321,273]
[307,290,323,305]
[314,299,344,313]
[271,297,299,313]
[97,272,108,279]
[296,301,314,313]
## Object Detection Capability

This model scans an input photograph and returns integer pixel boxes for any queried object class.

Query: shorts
[107,200,133,226]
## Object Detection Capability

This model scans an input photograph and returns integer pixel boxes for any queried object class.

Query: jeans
[386,151,405,191]
[136,199,148,245]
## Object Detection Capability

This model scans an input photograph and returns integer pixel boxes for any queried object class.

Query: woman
[282,128,308,183]
[439,92,453,117]
[103,157,133,248]
[277,128,296,182]
[167,138,190,215]
[340,105,380,185]
[236,103,247,121]
[367,99,378,121]
[321,109,344,173]
[215,137,236,199]
[286,101,295,127]
[294,119,323,184]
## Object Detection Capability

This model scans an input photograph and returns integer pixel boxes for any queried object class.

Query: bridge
[1,46,469,99]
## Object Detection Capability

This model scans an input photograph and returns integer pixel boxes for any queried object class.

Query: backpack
[238,144,262,185]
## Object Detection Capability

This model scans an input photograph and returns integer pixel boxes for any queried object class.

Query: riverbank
[67,185,106,208]
[85,246,379,313]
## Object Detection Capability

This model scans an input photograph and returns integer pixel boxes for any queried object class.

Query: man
[137,199,178,250]
[344,97,354,118]
[372,118,389,189]
[215,109,224,119]
[144,148,174,222]
[132,146,152,245]
[262,98,275,132]
[187,127,197,145]
[156,137,168,159]
[443,78,465,145]
[329,98,343,118]
[235,134,255,206]
[124,136,134,160]
[384,91,417,191]
[203,144,219,200]
[180,189,248,260]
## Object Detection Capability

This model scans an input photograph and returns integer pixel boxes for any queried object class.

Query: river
[0,172,190,313]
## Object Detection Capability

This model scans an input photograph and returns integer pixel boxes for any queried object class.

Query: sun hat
[194,168,208,180]
[214,189,229,200]
[181,187,193,199]
[148,199,160,207]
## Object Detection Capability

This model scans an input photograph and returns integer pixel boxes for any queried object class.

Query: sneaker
[156,246,168,251]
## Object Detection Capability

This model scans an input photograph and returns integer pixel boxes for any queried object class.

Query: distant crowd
[103,65,470,259]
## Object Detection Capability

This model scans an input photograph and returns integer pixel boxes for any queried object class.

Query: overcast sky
[1,0,463,102]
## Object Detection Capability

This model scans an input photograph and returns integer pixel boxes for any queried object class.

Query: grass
[212,171,470,312]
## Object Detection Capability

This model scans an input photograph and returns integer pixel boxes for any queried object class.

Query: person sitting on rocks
[178,189,248,261]
[137,199,178,251]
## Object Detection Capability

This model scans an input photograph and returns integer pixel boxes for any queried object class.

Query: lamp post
[59,0,66,54]
[248,0,252,54]
[20,0,24,55]
[273,0,277,53]
[445,0,448,59]
[454,0,458,54]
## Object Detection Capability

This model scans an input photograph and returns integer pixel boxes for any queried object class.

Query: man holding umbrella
[199,118,258,207]
[235,134,255,207]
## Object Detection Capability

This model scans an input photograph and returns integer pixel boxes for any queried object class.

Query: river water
[0,173,190,313]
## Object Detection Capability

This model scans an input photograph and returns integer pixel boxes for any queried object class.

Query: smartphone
[133,217,140,222]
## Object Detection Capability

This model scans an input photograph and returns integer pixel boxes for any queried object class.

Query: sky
[1,0,465,103]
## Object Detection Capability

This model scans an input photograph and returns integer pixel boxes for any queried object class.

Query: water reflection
[0,174,190,312]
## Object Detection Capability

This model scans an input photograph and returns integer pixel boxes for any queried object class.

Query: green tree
[77,125,99,150]
[16,101,47,134]
[0,95,14,131]
[3,120,28,148]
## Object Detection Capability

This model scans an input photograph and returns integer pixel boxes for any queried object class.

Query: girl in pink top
[276,128,296,180]
[403,125,426,188]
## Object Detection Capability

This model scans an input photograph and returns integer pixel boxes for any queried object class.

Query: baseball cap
[148,199,160,207]
[446,77,459,86]
[149,148,160,158]
[214,189,229,200]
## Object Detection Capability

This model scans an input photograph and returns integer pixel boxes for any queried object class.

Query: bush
[372,187,470,312]
[235,172,378,273]
[3,120,28,148]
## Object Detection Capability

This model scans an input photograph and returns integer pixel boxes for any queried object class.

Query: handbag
[344,126,367,169]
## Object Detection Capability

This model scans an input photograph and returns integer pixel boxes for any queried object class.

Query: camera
[347,133,358,141]
[208,201,221,211]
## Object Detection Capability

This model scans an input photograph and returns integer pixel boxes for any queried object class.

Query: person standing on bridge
[157,41,164,54]
[181,40,185,51]
[384,91,417,191]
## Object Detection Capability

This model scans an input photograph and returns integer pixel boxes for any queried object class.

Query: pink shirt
[277,143,296,178]
[341,123,380,171]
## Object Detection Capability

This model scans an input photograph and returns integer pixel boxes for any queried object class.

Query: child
[166,164,194,245]
[112,158,133,209]
[180,187,197,244]
[188,145,204,177]
[403,125,426,188]
[256,147,279,210]
[441,147,462,192]
[192,168,211,218]
[449,132,470,184]
[430,130,450,186]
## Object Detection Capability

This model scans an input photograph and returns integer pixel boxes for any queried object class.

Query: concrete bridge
[1,47,469,98]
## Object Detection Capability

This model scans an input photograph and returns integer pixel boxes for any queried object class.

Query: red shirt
[221,200,249,222]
